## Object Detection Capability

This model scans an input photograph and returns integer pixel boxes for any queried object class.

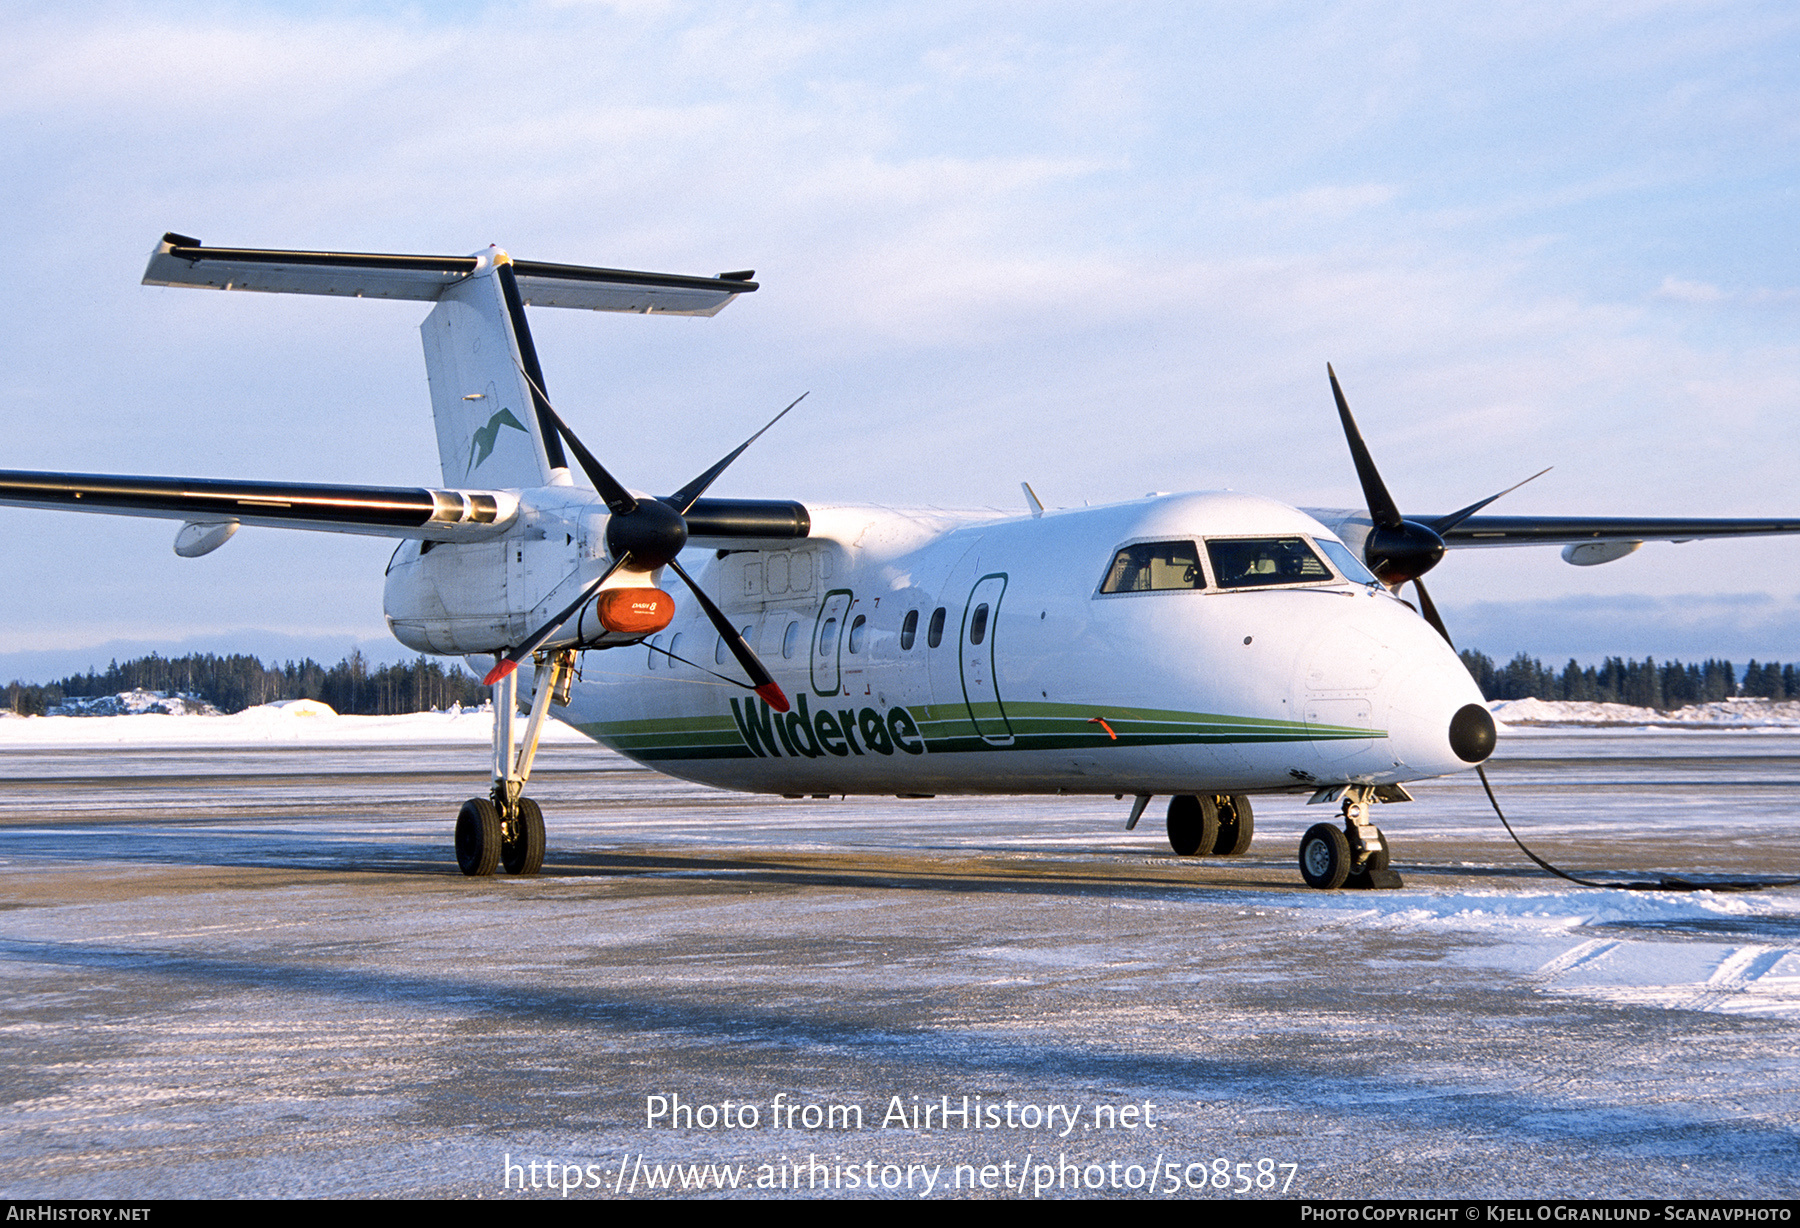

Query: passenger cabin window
[900,609,919,650]
[782,621,801,659]
[968,603,990,645]
[819,617,839,658]
[647,634,662,669]
[927,607,946,648]
[1098,540,1205,593]
[1206,537,1333,588]
[848,614,867,654]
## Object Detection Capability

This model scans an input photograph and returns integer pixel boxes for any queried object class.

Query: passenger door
[811,589,853,696]
[959,573,1013,744]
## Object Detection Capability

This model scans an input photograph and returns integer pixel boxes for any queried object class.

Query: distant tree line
[11,646,1800,718]
[4,651,489,716]
[1459,651,1800,710]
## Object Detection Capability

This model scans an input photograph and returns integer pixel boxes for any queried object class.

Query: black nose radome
[1449,703,1497,764]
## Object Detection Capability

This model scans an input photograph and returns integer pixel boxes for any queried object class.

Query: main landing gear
[1165,793,1255,857]
[456,649,572,877]
[1299,785,1402,890]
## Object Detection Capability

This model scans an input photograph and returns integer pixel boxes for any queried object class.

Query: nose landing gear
[1298,786,1404,890]
[457,649,572,877]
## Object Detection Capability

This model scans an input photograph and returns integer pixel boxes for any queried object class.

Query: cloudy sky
[2,1,1797,679]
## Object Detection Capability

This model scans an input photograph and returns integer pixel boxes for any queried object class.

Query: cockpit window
[1098,540,1205,593]
[1315,538,1380,586]
[1206,537,1333,588]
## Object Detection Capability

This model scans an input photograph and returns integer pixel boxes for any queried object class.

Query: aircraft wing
[0,471,812,546]
[1307,506,1800,568]
[0,471,518,541]
[1434,514,1800,547]
[142,234,758,316]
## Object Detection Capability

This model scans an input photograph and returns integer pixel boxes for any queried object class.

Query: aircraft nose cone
[1448,702,1496,764]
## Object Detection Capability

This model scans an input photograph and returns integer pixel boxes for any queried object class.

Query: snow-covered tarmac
[1,712,1796,1199]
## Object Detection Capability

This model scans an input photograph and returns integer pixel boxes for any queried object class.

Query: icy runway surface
[1,723,1797,1198]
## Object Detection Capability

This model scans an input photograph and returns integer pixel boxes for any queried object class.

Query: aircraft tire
[456,797,502,877]
[1166,794,1220,857]
[1213,793,1255,856]
[1299,822,1351,889]
[503,797,546,876]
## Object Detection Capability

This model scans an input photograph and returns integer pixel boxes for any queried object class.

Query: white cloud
[3,1,1799,660]
[1657,275,1726,303]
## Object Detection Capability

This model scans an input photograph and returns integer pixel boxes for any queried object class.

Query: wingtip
[755,682,790,714]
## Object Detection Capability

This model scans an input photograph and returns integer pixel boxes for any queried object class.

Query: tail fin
[421,253,562,488]
[143,234,759,489]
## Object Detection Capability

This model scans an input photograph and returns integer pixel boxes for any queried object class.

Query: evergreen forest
[8,647,1800,717]
[4,651,489,716]
[1456,651,1800,709]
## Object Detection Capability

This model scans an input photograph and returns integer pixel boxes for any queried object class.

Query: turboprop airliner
[4,234,1797,890]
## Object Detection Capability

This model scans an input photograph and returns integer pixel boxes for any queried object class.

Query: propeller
[1327,363,1546,606]
[1326,367,1796,891]
[481,396,806,714]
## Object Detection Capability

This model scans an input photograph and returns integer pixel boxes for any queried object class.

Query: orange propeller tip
[483,660,520,687]
[755,682,790,713]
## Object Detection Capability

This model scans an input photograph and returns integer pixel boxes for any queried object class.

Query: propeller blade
[1412,577,1455,648]
[536,400,638,516]
[1327,363,1404,530]
[666,392,808,515]
[665,556,789,712]
[1427,467,1552,536]
[483,553,632,686]
[509,359,639,515]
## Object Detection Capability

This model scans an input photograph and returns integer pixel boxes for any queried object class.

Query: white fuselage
[530,491,1485,798]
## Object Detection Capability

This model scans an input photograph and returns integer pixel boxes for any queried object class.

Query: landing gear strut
[457,649,572,877]
[1298,786,1402,890]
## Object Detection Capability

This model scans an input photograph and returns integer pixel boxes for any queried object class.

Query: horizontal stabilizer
[143,234,758,316]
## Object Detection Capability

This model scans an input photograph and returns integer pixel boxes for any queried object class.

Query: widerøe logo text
[730,694,926,758]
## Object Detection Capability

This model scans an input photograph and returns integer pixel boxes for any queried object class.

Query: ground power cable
[1476,763,1800,893]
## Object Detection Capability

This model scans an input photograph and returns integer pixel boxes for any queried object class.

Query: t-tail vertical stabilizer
[421,251,561,489]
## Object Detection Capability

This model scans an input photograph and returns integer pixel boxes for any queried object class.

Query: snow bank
[0,699,590,746]
[1490,697,1800,728]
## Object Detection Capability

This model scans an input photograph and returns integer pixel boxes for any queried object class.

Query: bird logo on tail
[468,408,528,475]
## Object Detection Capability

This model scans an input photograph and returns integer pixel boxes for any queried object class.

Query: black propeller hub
[605,497,688,569]
[1364,519,1446,586]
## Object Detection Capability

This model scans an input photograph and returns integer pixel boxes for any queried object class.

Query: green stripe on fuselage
[572,699,1383,763]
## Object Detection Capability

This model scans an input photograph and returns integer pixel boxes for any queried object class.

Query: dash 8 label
[730,694,926,759]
